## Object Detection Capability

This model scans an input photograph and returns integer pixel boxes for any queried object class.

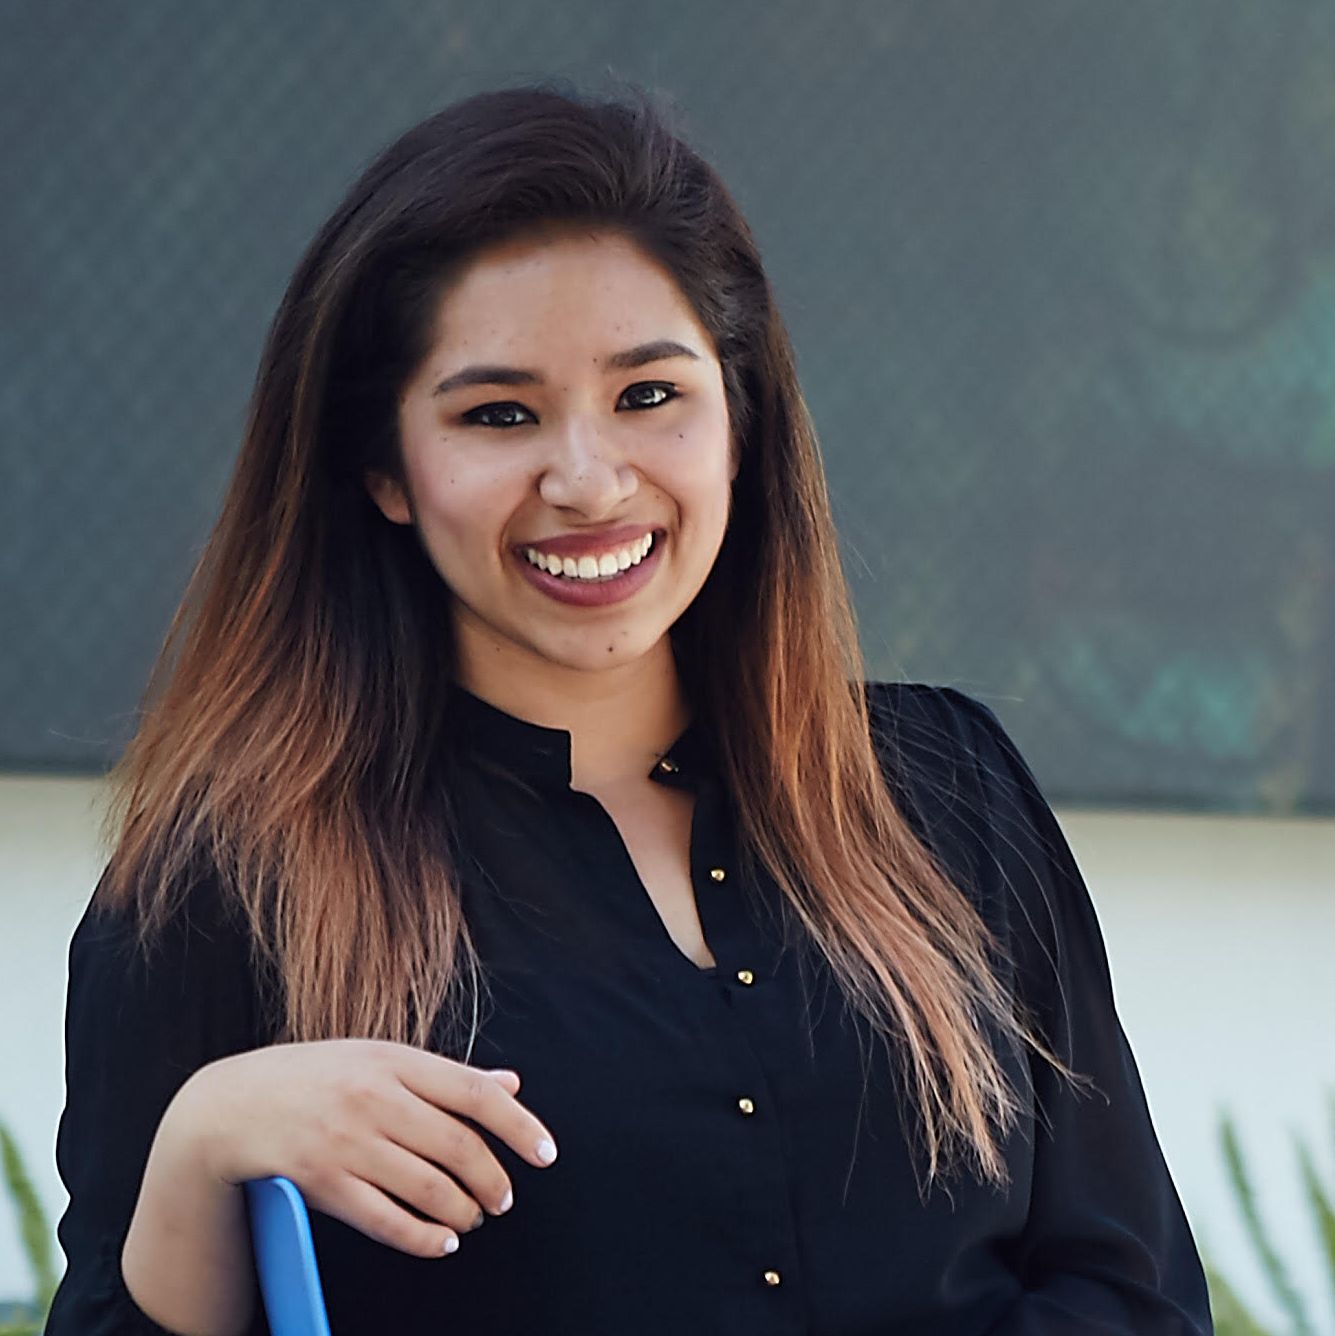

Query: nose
[537,417,638,518]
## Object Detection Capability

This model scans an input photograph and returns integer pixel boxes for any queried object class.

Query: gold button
[763,1269,782,1287]
[736,969,754,985]
[737,1097,755,1115]
[709,867,726,882]
[656,757,679,773]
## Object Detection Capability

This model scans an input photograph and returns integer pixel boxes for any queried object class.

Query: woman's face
[370,228,737,683]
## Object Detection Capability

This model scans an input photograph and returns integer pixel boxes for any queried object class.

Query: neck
[454,635,689,790]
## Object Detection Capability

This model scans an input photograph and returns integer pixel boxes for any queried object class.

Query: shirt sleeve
[936,687,1213,1334]
[46,865,273,1335]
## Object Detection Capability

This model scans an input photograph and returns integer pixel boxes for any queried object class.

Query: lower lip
[514,533,665,607]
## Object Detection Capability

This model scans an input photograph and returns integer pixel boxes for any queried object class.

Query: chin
[540,644,656,674]
[529,628,667,674]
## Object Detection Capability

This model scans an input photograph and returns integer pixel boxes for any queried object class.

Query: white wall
[2,776,1333,1330]
[1062,807,1335,1334]
[0,777,109,1311]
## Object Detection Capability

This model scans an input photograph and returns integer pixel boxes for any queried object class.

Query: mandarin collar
[447,685,715,791]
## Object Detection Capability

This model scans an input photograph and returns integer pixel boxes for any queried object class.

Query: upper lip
[516,524,662,557]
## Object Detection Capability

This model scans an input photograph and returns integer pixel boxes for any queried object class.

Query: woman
[48,83,1212,1334]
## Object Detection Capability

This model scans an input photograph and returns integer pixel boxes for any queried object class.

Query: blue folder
[243,1176,332,1336]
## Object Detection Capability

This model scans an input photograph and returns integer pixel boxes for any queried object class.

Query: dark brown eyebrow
[431,339,702,398]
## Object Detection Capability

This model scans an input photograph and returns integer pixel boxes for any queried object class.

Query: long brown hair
[102,80,1071,1192]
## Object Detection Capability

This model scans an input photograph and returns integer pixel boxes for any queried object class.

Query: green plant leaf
[1294,1114,1335,1329]
[1220,1110,1313,1336]
[1203,1254,1275,1336]
[0,1118,56,1318]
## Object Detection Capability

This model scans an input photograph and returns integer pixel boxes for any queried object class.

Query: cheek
[666,434,735,521]
[408,450,508,529]
[676,400,735,492]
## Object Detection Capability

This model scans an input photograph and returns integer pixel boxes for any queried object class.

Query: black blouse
[48,682,1213,1334]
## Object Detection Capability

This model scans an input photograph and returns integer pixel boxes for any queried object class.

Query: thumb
[483,1067,521,1090]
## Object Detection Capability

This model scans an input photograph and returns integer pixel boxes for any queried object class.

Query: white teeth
[522,530,658,580]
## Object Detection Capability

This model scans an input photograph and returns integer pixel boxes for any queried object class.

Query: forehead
[428,228,711,356]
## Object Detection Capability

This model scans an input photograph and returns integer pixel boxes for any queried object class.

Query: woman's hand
[167,1039,558,1258]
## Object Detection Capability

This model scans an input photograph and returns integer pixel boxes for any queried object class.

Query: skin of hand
[164,1039,557,1257]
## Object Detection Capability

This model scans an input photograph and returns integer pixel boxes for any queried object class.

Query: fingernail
[443,1234,459,1255]
[499,1187,514,1213]
[470,1209,485,1230]
[536,1138,558,1165]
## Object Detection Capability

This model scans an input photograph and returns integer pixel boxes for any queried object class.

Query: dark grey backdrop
[4,1,1333,813]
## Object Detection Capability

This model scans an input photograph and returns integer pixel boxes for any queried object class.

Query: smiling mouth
[518,529,661,582]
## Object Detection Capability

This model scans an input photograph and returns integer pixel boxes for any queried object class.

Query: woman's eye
[461,383,678,429]
[620,382,679,410]
[463,402,535,429]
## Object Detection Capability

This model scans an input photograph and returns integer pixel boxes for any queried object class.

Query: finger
[322,1170,461,1260]
[381,1083,514,1217]
[482,1067,521,1093]
[364,1135,492,1236]
[403,1056,558,1171]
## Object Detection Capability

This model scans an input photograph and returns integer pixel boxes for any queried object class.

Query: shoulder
[863,681,1096,1018]
[861,680,1029,842]
[864,679,1016,755]
[69,854,273,1041]
[74,853,245,966]
[863,679,1047,823]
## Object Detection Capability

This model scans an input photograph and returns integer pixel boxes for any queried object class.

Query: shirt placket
[655,756,809,1331]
